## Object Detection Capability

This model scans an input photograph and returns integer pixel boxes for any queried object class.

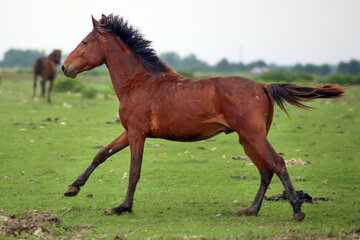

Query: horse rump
[264,83,345,114]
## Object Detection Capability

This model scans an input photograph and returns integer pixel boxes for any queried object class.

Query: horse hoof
[104,206,132,216]
[293,212,306,221]
[236,208,258,216]
[104,209,118,216]
[64,185,80,197]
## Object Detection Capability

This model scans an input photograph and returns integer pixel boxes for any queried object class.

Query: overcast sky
[0,0,359,65]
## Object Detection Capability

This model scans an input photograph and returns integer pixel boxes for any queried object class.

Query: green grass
[0,72,359,239]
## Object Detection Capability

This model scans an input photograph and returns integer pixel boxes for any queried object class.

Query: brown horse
[62,14,344,221]
[33,50,62,103]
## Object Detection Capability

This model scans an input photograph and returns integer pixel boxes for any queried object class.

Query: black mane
[99,15,169,74]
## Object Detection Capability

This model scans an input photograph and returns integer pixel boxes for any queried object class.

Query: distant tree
[292,63,304,73]
[303,64,317,74]
[215,58,233,72]
[338,61,347,74]
[0,49,45,67]
[182,54,210,71]
[160,52,182,69]
[347,59,360,75]
[247,60,267,70]
[337,59,360,75]
[318,64,331,75]
[233,62,247,71]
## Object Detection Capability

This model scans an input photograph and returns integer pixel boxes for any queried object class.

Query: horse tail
[264,83,345,115]
[34,58,43,75]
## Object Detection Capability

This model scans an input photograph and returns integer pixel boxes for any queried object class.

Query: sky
[0,0,359,65]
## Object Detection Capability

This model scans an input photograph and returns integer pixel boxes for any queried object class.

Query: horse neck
[48,55,60,65]
[103,38,151,99]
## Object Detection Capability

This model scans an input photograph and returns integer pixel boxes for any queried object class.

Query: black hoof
[104,206,132,216]
[293,212,306,221]
[64,185,80,197]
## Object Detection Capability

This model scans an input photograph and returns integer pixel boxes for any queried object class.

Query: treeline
[160,52,360,76]
[160,52,268,73]
[255,71,360,85]
[1,48,360,77]
[0,49,45,68]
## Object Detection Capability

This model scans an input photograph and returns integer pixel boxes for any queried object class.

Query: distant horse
[33,50,61,103]
[62,14,344,221]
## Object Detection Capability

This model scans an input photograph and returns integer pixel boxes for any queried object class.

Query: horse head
[62,15,108,78]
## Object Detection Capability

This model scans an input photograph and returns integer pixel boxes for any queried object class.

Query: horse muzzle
[61,64,77,78]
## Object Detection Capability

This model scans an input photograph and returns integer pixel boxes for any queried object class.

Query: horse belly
[149,115,228,142]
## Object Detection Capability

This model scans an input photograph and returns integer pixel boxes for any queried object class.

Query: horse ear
[100,14,108,25]
[91,15,98,28]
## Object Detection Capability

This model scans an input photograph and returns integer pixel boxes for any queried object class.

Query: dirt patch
[232,155,250,160]
[230,174,249,180]
[265,228,360,240]
[0,210,60,238]
[285,158,310,166]
[265,191,332,203]
[0,209,92,239]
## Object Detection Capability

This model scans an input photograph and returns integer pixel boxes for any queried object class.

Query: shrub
[258,71,313,83]
[294,72,314,82]
[81,87,97,99]
[81,68,109,76]
[325,74,360,85]
[177,70,194,78]
[54,77,85,93]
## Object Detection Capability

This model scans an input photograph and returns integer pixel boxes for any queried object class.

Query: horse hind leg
[237,133,305,221]
[64,131,129,197]
[236,141,274,217]
[32,74,38,98]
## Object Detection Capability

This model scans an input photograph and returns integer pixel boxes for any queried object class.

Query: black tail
[264,83,345,115]
[34,59,43,75]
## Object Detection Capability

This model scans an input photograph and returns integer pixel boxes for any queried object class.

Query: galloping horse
[33,49,61,103]
[62,15,344,221]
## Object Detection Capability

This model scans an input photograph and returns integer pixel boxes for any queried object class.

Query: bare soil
[0,209,92,239]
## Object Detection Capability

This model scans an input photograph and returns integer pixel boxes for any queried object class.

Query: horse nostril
[61,65,65,72]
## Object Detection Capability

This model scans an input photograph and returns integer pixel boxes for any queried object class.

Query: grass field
[0,71,359,239]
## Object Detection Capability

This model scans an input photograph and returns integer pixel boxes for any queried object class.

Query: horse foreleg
[105,131,145,215]
[64,131,129,197]
[40,79,46,97]
[47,80,54,103]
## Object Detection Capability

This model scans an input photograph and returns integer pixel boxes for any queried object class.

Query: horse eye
[82,41,88,46]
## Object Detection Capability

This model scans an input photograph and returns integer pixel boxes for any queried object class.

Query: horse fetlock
[293,212,306,221]
[64,185,80,197]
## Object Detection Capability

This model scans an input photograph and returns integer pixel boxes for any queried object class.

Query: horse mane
[97,14,169,74]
